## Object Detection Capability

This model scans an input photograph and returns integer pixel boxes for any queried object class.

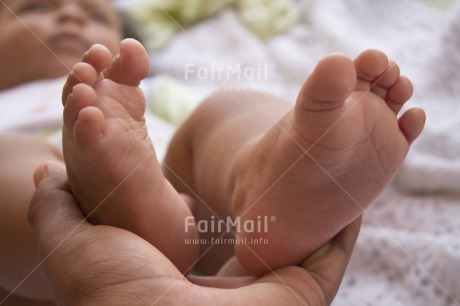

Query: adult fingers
[190,218,361,304]
[300,216,362,305]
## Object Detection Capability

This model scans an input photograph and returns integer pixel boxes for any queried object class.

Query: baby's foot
[234,50,425,275]
[62,39,198,273]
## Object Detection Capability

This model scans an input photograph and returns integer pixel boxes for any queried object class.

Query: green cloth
[148,76,206,126]
[129,0,298,50]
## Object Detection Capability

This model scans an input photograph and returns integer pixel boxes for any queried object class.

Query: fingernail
[113,54,121,64]
[33,163,49,187]
[81,50,89,61]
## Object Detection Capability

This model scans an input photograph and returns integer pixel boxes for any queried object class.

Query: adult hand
[29,162,361,306]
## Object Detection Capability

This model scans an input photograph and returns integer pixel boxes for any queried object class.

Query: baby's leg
[0,133,59,302]
[62,39,199,274]
[164,50,425,276]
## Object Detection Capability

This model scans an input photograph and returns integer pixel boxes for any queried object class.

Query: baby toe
[63,83,98,134]
[102,39,150,86]
[354,49,388,90]
[386,76,413,114]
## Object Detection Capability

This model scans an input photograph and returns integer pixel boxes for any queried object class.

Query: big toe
[103,39,150,86]
[295,54,356,118]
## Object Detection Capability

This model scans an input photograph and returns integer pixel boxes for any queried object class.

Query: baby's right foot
[62,39,198,273]
[233,50,425,275]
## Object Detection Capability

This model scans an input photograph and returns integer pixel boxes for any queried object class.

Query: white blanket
[145,0,460,304]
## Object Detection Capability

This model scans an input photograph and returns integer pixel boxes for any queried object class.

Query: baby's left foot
[62,39,199,273]
[233,50,425,275]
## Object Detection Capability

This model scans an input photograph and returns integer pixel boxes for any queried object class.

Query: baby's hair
[119,10,144,44]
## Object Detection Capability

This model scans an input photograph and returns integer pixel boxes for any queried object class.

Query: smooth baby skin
[62,39,199,274]
[231,50,425,275]
[62,42,425,278]
[164,50,425,276]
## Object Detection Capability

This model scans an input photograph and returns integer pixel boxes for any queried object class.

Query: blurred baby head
[0,0,124,90]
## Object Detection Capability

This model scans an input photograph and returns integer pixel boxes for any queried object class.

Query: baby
[0,0,425,303]
[63,39,426,276]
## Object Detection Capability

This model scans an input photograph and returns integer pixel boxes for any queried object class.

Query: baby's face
[0,0,123,90]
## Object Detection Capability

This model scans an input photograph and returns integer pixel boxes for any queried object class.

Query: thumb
[300,216,362,305]
[32,161,67,188]
[28,162,90,256]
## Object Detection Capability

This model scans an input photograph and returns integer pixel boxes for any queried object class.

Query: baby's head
[0,0,134,90]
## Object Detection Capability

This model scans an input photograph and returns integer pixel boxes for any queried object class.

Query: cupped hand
[29,162,361,306]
